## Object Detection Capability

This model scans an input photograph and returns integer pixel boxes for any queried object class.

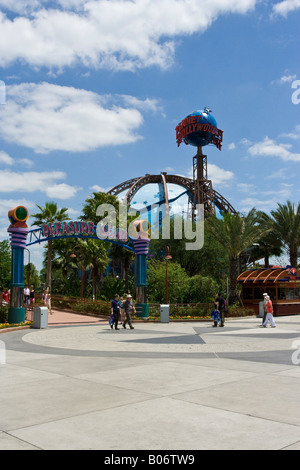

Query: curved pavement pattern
[1,314,300,450]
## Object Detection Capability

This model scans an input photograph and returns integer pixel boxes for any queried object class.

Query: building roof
[237,267,299,284]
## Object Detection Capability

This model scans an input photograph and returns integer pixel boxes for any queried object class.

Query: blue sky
[0,0,299,270]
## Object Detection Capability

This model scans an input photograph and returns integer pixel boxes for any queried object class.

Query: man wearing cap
[123,294,135,329]
[261,295,276,328]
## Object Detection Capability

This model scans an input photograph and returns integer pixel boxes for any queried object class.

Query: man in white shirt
[24,285,30,307]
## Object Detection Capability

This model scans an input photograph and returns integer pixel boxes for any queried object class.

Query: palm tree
[80,239,109,300]
[81,191,120,224]
[259,201,300,268]
[249,230,283,268]
[206,208,263,304]
[31,202,69,292]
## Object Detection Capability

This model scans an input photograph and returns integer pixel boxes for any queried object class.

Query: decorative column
[132,221,150,319]
[7,206,29,324]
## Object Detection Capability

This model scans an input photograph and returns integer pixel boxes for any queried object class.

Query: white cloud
[0,0,258,71]
[237,183,255,192]
[186,162,235,188]
[0,150,14,165]
[89,185,109,193]
[0,169,79,199]
[45,183,79,200]
[248,137,300,162]
[240,137,252,146]
[0,151,35,167]
[162,167,175,173]
[239,197,279,213]
[266,168,289,180]
[272,0,300,17]
[207,163,235,187]
[239,181,300,213]
[279,74,297,83]
[271,73,297,86]
[0,82,151,153]
[0,0,85,13]
[280,125,300,140]
[18,158,34,168]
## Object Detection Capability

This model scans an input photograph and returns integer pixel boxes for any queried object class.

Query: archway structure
[108,153,236,218]
[7,208,149,323]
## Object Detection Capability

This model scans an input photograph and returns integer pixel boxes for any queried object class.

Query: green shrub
[227,304,255,317]
[0,303,8,323]
[51,296,111,317]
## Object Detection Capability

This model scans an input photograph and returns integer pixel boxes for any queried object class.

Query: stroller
[211,309,221,327]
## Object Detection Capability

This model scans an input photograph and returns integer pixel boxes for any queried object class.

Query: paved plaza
[1,312,300,450]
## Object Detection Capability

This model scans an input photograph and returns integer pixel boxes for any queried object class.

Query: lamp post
[71,244,84,301]
[165,246,172,304]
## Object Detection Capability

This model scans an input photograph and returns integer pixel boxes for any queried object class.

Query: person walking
[42,289,47,306]
[1,288,10,305]
[262,292,268,324]
[24,285,30,307]
[30,285,35,305]
[215,293,225,327]
[47,293,52,314]
[123,294,135,329]
[42,289,52,314]
[261,295,276,328]
[120,297,125,325]
[111,294,120,330]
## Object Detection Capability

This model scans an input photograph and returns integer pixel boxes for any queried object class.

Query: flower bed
[0,321,32,330]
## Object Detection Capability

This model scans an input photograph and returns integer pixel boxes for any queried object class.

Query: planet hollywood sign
[175,115,223,150]
[41,220,128,242]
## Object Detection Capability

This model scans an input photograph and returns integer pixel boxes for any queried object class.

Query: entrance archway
[7,207,149,323]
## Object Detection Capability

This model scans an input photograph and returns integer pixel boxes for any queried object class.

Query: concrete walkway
[0,312,300,450]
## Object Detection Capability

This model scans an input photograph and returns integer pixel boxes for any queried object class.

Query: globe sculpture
[109,107,234,219]
[175,107,223,150]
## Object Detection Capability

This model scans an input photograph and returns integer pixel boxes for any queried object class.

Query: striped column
[7,225,29,324]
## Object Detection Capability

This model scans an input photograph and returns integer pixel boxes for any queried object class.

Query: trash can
[258,301,264,318]
[160,304,169,323]
[32,307,48,329]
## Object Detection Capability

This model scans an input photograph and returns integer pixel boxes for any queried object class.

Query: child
[211,309,221,327]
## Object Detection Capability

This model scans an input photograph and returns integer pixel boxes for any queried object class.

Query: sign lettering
[175,116,223,150]
[41,220,128,242]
